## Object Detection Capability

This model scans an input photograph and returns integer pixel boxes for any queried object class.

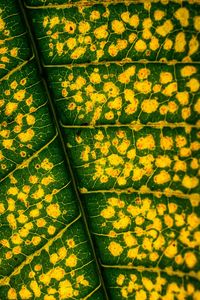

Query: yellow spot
[194,16,200,31]
[127,149,136,160]
[154,10,165,21]
[78,21,90,34]
[116,274,125,286]
[160,72,173,84]
[118,66,136,84]
[41,176,54,186]
[7,288,17,300]
[134,80,151,94]
[163,38,173,50]
[59,279,74,299]
[182,175,199,189]
[136,290,147,300]
[156,20,173,37]
[7,214,17,230]
[30,281,41,297]
[142,277,154,291]
[89,72,101,84]
[64,21,76,34]
[65,254,77,267]
[101,206,115,219]
[149,36,159,50]
[30,209,40,218]
[129,14,139,27]
[160,136,173,150]
[164,241,177,258]
[108,241,123,256]
[137,135,155,150]
[123,232,137,247]
[29,175,38,184]
[90,10,100,21]
[176,91,189,106]
[46,203,61,218]
[174,7,189,27]
[187,78,199,92]
[113,214,131,229]
[48,225,56,235]
[10,48,18,57]
[32,186,44,200]
[32,236,41,246]
[14,90,26,101]
[112,20,125,34]
[175,32,186,53]
[188,35,199,56]
[0,203,5,214]
[134,39,147,52]
[94,25,108,39]
[2,139,13,149]
[71,47,86,60]
[155,155,171,168]
[141,99,158,113]
[5,102,18,116]
[41,158,53,170]
[18,129,34,143]
[184,252,197,268]
[154,170,171,185]
[19,286,32,299]
[181,66,197,77]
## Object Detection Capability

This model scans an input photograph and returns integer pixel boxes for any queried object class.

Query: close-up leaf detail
[0,0,200,299]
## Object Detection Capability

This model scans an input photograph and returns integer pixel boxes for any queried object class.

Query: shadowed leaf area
[0,0,199,299]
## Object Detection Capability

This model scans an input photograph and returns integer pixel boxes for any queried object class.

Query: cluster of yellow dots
[0,156,67,263]
[40,5,200,62]
[59,64,200,124]
[76,128,199,191]
[0,11,19,71]
[115,272,200,299]
[5,234,91,300]
[98,195,200,269]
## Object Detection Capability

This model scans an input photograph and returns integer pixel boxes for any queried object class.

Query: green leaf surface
[0,0,200,299]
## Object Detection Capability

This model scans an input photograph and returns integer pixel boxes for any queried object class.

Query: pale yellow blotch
[108,241,123,256]
[46,203,61,218]
[174,7,189,27]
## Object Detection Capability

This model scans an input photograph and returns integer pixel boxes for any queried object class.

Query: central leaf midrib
[18,1,109,299]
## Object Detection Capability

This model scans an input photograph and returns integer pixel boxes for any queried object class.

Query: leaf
[0,0,200,300]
